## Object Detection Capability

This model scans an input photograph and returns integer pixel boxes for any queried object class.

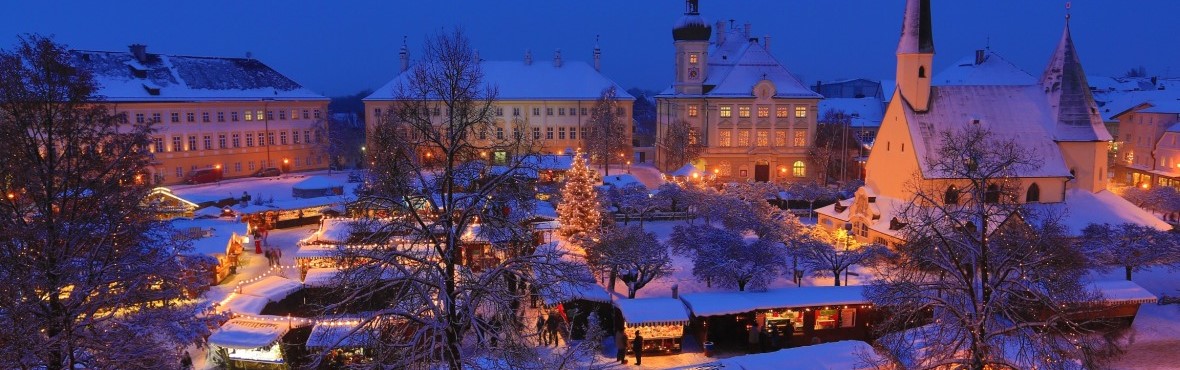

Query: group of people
[615,330,645,366]
[264,246,283,267]
[534,313,566,347]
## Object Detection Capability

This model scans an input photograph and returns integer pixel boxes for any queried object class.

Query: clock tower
[673,0,711,95]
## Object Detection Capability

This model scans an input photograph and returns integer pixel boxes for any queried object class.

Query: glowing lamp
[5,192,13,200]
[282,158,289,164]
[214,164,222,170]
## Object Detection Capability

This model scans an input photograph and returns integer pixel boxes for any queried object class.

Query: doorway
[755,161,770,182]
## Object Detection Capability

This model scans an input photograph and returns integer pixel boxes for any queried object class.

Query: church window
[720,106,732,118]
[792,161,806,177]
[688,104,699,117]
[756,130,769,146]
[918,66,926,78]
[1026,183,1041,203]
[944,185,959,205]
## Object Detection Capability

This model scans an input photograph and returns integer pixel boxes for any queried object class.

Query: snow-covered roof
[71,50,326,102]
[524,154,575,171]
[716,340,883,370]
[1140,99,1180,114]
[680,286,868,317]
[934,50,1035,86]
[1089,280,1157,305]
[615,298,690,326]
[208,318,289,349]
[1096,90,1180,121]
[1028,189,1171,235]
[1039,24,1112,142]
[306,321,376,349]
[239,276,302,302]
[601,174,644,189]
[313,218,360,244]
[365,60,633,101]
[292,176,344,190]
[171,171,359,205]
[224,294,271,316]
[904,85,1073,179]
[698,33,821,99]
[820,98,886,128]
[669,163,702,177]
[170,217,248,256]
[193,206,223,219]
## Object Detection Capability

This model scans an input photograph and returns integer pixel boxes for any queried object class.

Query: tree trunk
[1126,265,1133,281]
[832,269,841,286]
[609,266,618,292]
[738,280,747,291]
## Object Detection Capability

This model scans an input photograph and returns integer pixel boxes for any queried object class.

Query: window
[559,127,566,140]
[202,112,210,122]
[533,108,541,116]
[244,111,253,121]
[290,110,297,120]
[793,131,806,146]
[1026,183,1041,203]
[187,136,197,151]
[580,108,588,116]
[719,131,732,147]
[493,107,503,116]
[687,104,699,117]
[248,161,255,171]
[231,112,239,122]
[738,106,751,118]
[266,110,274,120]
[546,127,554,140]
[245,133,254,147]
[718,161,732,176]
[496,127,504,139]
[757,106,769,118]
[152,113,161,123]
[512,107,520,116]
[218,134,227,149]
[775,131,786,147]
[689,53,698,64]
[569,106,577,116]
[217,112,225,122]
[257,132,266,147]
[187,112,195,122]
[776,107,788,118]
[720,106,732,118]
[945,185,960,205]
[532,127,541,140]
[570,127,577,140]
[839,308,857,328]
[689,128,699,144]
[267,132,275,146]
[279,110,286,120]
[314,109,322,119]
[617,107,625,116]
[303,130,311,143]
[234,162,241,173]
[135,113,145,123]
[176,167,183,178]
[795,106,808,118]
[152,137,164,153]
[737,130,750,146]
[302,109,310,119]
[280,131,288,145]
[918,66,926,78]
[756,130,768,147]
[232,133,240,148]
[558,108,565,116]
[546,108,553,116]
[792,161,806,177]
[172,136,182,152]
[314,131,321,143]
[171,112,180,123]
[203,135,212,150]
[985,184,1000,203]
[292,130,300,144]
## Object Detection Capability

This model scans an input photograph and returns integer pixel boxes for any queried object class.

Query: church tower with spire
[1044,11,1114,193]
[895,0,934,112]
[672,0,711,95]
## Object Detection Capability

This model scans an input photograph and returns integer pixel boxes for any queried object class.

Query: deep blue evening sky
[4,1,1177,97]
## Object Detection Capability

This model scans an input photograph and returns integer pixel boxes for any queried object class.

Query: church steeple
[673,0,710,95]
[896,0,934,112]
[1040,13,1110,142]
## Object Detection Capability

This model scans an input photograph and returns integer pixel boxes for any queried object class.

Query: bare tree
[329,29,589,369]
[798,226,887,286]
[669,224,789,291]
[583,86,629,177]
[0,35,216,369]
[867,126,1116,370]
[808,109,861,185]
[312,109,366,171]
[1079,223,1178,280]
[659,118,704,171]
[583,225,671,298]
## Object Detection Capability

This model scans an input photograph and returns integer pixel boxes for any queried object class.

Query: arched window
[792,161,806,177]
[985,184,1000,203]
[944,185,960,205]
[918,66,927,78]
[1026,183,1041,203]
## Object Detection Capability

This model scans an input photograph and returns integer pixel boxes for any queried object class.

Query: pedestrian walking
[274,247,283,266]
[546,314,560,347]
[264,248,273,266]
[535,315,546,345]
[615,330,627,364]
[632,330,644,366]
[748,323,761,354]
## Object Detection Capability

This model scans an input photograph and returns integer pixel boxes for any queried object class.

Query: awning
[209,318,289,349]
[615,298,690,326]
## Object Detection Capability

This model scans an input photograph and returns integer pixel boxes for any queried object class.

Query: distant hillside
[329,89,372,115]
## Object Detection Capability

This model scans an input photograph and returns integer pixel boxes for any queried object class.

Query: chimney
[129,44,147,63]
[593,36,602,72]
[553,49,563,68]
[974,49,985,65]
[524,49,533,66]
[245,51,252,60]
[671,284,679,299]
[473,49,481,62]
[815,80,823,93]
[715,21,727,45]
[399,36,409,73]
[764,34,771,51]
[743,22,752,38]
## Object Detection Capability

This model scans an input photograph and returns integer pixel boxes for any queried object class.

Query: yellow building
[363,42,633,161]
[817,0,1167,245]
[1111,101,1180,187]
[655,0,822,183]
[72,45,330,185]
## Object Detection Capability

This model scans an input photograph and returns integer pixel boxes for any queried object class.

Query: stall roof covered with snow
[615,298,690,326]
[680,286,868,317]
[208,318,290,350]
[306,320,377,349]
[240,276,302,302]
[171,218,249,256]
[1089,280,1157,305]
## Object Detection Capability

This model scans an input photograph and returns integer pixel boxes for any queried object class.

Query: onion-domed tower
[673,0,711,94]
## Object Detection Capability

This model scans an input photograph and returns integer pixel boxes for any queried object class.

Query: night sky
[4,0,1177,97]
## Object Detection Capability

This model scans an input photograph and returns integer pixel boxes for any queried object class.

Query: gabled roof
[1039,23,1112,142]
[365,60,633,101]
[934,50,1035,86]
[698,35,821,99]
[71,50,325,102]
[904,85,1072,179]
[820,98,886,128]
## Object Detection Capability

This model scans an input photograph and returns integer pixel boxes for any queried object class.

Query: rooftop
[365,60,633,101]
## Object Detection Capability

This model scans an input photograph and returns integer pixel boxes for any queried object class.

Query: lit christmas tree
[557,150,602,240]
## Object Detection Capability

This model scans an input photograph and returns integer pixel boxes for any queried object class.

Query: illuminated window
[720,106,732,118]
[794,131,806,146]
[756,130,768,146]
[737,130,750,146]
[719,131,732,147]
[775,131,786,147]
[793,161,806,177]
[689,128,699,145]
[718,161,732,176]
[688,104,699,117]
[776,107,788,118]
[739,105,751,118]
[795,106,808,118]
[757,106,769,118]
[244,111,253,121]
[689,53,698,64]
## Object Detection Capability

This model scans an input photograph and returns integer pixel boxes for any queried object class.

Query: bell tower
[896,0,934,112]
[673,0,711,95]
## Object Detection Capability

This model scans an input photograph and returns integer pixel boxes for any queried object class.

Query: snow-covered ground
[1094,267,1180,370]
[169,170,360,204]
[594,163,666,189]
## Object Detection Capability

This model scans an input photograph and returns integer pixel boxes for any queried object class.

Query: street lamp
[262,99,274,169]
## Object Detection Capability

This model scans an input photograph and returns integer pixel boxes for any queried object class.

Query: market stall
[171,218,249,288]
[292,176,345,199]
[680,286,874,350]
[305,320,378,365]
[614,298,690,355]
[208,318,293,368]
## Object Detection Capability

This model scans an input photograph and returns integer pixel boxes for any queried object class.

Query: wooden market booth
[614,298,691,355]
[679,286,875,352]
[209,317,306,369]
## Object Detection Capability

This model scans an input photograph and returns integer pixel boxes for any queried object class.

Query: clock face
[688,67,699,80]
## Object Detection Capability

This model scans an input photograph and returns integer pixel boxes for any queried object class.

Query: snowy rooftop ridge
[365,60,633,101]
[934,49,1035,87]
[70,49,326,102]
[614,298,690,326]
[1089,280,1157,305]
[1039,22,1112,142]
[208,318,289,349]
[680,286,868,317]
